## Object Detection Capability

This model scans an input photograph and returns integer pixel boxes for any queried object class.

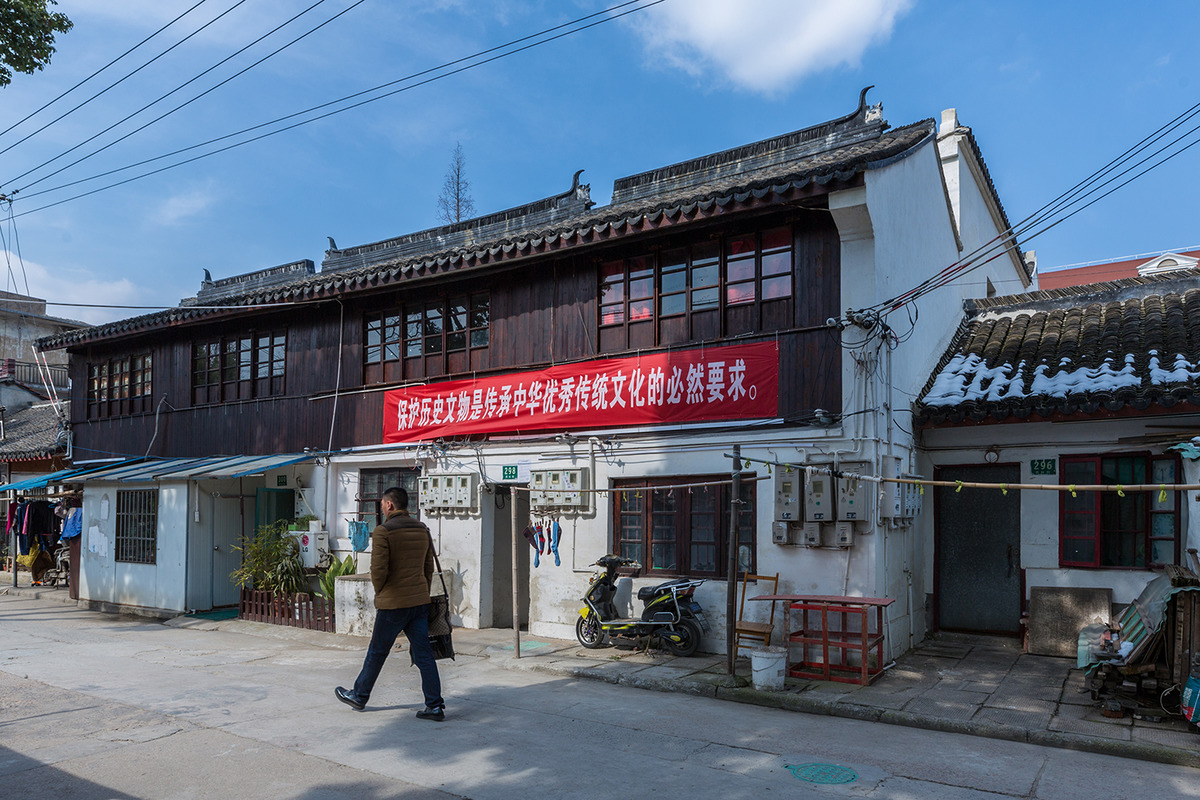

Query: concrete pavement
[6,579,1200,771]
[3,588,1200,799]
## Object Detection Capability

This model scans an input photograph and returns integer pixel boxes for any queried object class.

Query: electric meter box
[773,471,803,521]
[419,474,479,512]
[836,462,874,522]
[902,475,924,518]
[771,521,793,545]
[834,521,855,547]
[530,468,589,509]
[801,522,823,547]
[881,456,903,519]
[804,471,834,521]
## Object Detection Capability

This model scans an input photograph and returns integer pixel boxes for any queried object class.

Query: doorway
[934,463,1022,634]
[489,486,529,628]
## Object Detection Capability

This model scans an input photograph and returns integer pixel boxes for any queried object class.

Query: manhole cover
[785,763,858,784]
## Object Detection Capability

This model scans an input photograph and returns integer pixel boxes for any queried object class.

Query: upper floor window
[1059,454,1180,569]
[599,225,794,353]
[192,331,286,405]
[614,475,756,578]
[364,293,489,384]
[87,353,153,419]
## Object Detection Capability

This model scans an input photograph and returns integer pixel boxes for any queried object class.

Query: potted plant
[231,519,309,598]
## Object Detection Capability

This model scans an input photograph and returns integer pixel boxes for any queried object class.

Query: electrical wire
[8,0,666,218]
[0,0,250,166]
[0,0,212,143]
[870,100,1200,318]
[8,0,356,193]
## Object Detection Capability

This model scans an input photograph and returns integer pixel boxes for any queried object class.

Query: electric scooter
[575,554,708,657]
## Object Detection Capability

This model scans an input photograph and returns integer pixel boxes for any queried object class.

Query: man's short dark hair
[382,486,408,511]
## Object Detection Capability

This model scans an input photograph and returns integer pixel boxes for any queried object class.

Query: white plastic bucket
[750,646,788,691]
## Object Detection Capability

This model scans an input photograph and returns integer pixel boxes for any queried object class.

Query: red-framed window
[613,475,756,578]
[1059,453,1180,569]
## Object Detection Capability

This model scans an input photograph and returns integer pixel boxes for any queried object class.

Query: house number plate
[1030,459,1056,475]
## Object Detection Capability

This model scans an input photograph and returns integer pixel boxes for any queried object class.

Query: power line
[0,0,250,166]
[8,0,358,193]
[872,100,1200,316]
[0,0,212,143]
[10,0,665,217]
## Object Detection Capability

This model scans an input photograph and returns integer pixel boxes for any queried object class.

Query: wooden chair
[735,572,779,660]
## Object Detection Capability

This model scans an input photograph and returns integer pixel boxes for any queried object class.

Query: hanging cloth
[347,520,371,552]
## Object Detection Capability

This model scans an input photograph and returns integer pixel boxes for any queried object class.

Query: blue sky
[0,0,1197,324]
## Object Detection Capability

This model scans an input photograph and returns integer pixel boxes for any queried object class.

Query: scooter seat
[637,579,690,601]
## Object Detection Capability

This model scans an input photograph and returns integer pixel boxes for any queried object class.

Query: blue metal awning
[0,453,319,490]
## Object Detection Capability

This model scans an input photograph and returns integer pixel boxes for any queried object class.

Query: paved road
[1,594,1195,799]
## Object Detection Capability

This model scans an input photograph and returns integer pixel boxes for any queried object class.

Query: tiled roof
[0,404,67,461]
[914,270,1200,425]
[39,92,936,351]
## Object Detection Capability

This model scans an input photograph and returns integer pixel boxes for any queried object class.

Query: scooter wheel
[575,614,605,649]
[661,618,702,657]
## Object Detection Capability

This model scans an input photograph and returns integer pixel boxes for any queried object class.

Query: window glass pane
[630,300,653,321]
[761,250,791,276]
[449,300,467,330]
[661,268,686,294]
[601,304,624,326]
[761,226,791,250]
[1151,538,1175,565]
[1152,513,1176,537]
[661,248,687,272]
[725,236,755,257]
[470,329,488,348]
[629,256,653,280]
[1063,514,1095,537]
[692,242,718,264]
[727,256,755,283]
[727,282,755,305]
[762,275,791,300]
[692,287,719,310]
[447,331,466,351]
[1151,460,1177,510]
[629,276,653,300]
[1100,529,1143,568]
[1063,538,1095,563]
[366,319,381,346]
[384,342,400,361]
[470,295,490,328]
[691,263,718,288]
[660,294,685,317]
[424,307,442,336]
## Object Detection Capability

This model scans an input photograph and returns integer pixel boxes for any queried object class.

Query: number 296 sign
[1030,459,1056,476]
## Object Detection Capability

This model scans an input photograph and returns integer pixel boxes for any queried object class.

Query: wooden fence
[239,588,335,632]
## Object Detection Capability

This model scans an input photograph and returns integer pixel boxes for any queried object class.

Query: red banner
[382,341,779,443]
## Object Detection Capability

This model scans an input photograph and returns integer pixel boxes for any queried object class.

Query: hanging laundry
[347,520,371,552]
[550,520,561,567]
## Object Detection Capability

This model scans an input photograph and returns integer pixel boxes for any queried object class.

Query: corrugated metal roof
[73,453,315,482]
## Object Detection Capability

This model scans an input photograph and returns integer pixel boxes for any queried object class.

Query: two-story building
[37,92,1032,656]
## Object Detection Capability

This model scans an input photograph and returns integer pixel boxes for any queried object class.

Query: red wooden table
[752,594,895,685]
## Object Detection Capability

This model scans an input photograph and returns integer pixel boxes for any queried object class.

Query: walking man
[336,486,445,720]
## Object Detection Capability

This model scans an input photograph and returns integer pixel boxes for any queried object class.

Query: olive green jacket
[370,510,434,610]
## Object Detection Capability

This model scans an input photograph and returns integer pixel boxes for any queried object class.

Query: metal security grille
[115,490,158,564]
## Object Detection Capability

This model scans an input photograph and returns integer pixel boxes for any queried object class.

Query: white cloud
[0,251,141,325]
[150,185,216,226]
[627,0,914,94]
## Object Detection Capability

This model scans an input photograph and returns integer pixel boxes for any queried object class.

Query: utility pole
[726,444,741,675]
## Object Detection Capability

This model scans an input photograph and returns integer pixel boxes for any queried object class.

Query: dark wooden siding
[67,212,841,458]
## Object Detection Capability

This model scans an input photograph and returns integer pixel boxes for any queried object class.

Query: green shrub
[317,553,359,599]
[231,520,308,596]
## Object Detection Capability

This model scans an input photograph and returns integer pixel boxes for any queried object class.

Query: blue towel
[348,520,371,552]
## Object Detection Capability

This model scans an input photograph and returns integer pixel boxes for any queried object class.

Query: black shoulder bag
[424,531,455,661]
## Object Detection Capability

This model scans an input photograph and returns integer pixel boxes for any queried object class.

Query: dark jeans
[352,604,443,710]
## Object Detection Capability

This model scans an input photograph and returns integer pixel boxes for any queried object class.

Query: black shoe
[416,706,445,722]
[335,686,365,711]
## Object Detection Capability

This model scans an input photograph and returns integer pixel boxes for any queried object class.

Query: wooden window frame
[1059,453,1181,569]
[191,330,286,405]
[368,292,489,382]
[598,225,794,353]
[613,475,756,579]
[86,353,154,419]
